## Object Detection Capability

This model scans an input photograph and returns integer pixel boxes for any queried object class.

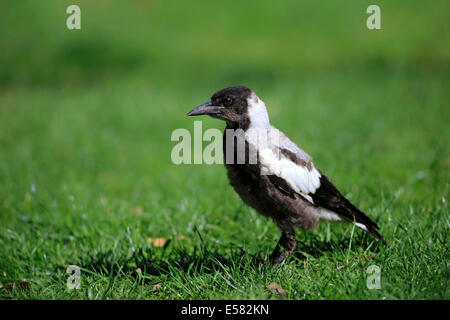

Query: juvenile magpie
[187,86,385,266]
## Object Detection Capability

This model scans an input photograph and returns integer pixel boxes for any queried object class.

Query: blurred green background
[0,1,448,299]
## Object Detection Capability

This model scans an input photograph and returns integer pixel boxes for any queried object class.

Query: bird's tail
[346,200,386,244]
[354,219,386,244]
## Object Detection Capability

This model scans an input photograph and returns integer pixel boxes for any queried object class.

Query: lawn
[0,1,449,299]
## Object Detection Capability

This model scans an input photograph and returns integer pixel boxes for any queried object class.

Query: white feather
[244,92,322,205]
[355,222,368,232]
[258,147,321,205]
[318,208,342,222]
[247,93,270,129]
[318,208,368,231]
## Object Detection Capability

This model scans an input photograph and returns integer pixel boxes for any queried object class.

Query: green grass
[0,1,449,299]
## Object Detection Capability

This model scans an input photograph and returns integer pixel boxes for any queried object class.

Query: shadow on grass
[294,231,382,260]
[79,244,266,283]
[78,232,381,282]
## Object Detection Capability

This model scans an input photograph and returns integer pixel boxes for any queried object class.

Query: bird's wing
[258,147,321,204]
[310,171,384,241]
[257,127,321,204]
[257,129,384,241]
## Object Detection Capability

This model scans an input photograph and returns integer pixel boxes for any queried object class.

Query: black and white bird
[187,86,385,266]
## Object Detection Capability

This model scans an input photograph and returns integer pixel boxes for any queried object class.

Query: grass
[0,1,449,299]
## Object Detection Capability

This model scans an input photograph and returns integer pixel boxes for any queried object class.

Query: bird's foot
[269,231,296,267]
[270,250,290,267]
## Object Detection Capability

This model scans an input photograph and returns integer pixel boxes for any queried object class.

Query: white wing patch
[258,148,321,204]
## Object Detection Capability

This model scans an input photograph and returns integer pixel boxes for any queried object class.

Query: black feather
[310,171,385,243]
[266,169,385,243]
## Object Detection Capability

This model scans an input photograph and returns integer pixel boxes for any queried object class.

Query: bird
[187,85,385,266]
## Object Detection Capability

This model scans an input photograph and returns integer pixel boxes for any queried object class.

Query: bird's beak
[187,100,223,117]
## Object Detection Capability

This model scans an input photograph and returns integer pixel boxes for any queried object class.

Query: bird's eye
[224,97,233,107]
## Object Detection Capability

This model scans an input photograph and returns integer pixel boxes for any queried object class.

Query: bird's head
[187,86,270,130]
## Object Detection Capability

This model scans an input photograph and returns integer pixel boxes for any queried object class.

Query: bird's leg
[269,231,296,267]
